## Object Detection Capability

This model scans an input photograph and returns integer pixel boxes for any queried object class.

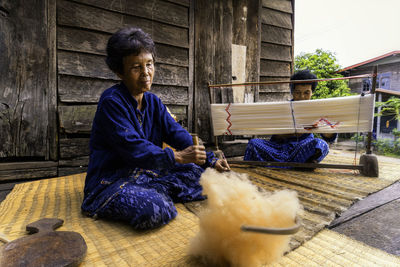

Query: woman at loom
[81,27,230,230]
[244,70,337,168]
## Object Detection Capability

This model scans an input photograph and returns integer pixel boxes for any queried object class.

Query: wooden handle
[26,218,64,234]
[191,133,199,145]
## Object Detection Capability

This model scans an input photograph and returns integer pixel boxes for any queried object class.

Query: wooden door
[0,0,56,160]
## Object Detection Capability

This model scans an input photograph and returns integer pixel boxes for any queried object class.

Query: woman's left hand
[214,159,230,172]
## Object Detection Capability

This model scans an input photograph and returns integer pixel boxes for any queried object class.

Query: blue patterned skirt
[244,134,329,164]
[82,163,205,230]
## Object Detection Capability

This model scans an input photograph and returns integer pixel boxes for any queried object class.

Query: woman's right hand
[174,145,207,165]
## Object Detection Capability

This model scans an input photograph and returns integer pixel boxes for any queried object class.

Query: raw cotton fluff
[189,168,302,267]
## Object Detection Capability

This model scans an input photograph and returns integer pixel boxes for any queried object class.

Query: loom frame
[208,67,379,177]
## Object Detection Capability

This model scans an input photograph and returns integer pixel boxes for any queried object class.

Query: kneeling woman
[244,70,337,166]
[82,27,229,230]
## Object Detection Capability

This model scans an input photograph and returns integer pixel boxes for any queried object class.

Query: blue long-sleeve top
[82,83,216,213]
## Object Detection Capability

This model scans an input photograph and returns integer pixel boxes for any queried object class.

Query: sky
[294,0,400,68]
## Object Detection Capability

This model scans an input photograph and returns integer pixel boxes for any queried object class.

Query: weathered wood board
[260,59,292,77]
[262,0,293,13]
[57,51,189,86]
[73,0,189,27]
[58,104,187,134]
[57,0,189,48]
[259,1,294,102]
[58,76,189,105]
[261,42,292,62]
[0,0,53,158]
[232,0,261,101]
[57,27,189,66]
[260,7,293,29]
[261,24,292,45]
[0,162,58,182]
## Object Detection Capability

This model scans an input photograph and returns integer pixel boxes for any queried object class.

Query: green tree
[376,96,400,124]
[294,49,352,99]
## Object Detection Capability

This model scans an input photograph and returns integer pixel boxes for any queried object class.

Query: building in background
[340,51,400,139]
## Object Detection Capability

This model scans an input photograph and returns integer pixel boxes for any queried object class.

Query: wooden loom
[208,67,379,177]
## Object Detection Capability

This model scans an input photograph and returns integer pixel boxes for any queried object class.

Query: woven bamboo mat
[0,174,198,266]
[271,229,400,266]
[0,150,399,266]
[186,150,400,250]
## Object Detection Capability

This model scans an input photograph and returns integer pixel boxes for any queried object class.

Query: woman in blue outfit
[244,70,337,167]
[81,27,230,230]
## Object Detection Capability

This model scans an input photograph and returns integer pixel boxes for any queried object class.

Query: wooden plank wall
[0,0,56,160]
[259,0,294,102]
[56,0,192,175]
[194,0,233,142]
[232,0,261,102]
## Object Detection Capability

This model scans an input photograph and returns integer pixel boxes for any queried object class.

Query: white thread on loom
[210,94,375,136]
[289,100,298,136]
[353,94,363,170]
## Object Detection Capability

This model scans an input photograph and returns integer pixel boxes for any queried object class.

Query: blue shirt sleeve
[156,98,220,168]
[97,96,175,170]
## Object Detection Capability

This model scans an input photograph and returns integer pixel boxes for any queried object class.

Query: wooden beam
[187,0,194,132]
[0,0,50,158]
[0,162,58,182]
[366,66,378,154]
[194,0,214,141]
[47,0,58,161]
[228,160,364,170]
[214,0,233,105]
[232,0,261,102]
[0,161,58,171]
[59,156,89,167]
[59,138,90,159]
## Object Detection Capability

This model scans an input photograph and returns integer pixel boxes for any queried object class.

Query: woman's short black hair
[106,27,156,75]
[290,70,318,92]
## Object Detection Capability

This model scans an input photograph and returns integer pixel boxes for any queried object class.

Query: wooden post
[376,92,382,139]
[194,0,214,142]
[366,66,377,154]
[187,0,195,133]
[47,0,58,161]
[360,65,379,177]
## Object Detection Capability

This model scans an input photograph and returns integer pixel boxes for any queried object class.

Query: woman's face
[293,84,313,101]
[117,51,154,96]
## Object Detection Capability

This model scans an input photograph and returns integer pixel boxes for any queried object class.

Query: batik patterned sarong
[244,133,332,165]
